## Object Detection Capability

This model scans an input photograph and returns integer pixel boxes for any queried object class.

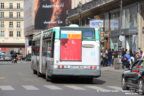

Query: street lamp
[78,1,82,26]
[116,0,123,69]
[118,0,123,55]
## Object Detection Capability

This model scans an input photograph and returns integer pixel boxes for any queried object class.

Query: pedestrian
[138,48,143,57]
[121,48,125,57]
[102,49,108,67]
[134,52,141,62]
[112,49,114,66]
[122,51,131,69]
[108,49,112,66]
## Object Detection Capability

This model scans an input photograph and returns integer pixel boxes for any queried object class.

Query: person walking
[108,49,112,66]
[123,51,131,69]
[134,52,141,62]
[102,49,108,67]
[138,48,143,57]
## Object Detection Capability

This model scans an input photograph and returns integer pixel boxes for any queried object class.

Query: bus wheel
[37,70,41,77]
[33,70,37,74]
[51,76,56,82]
[45,71,51,81]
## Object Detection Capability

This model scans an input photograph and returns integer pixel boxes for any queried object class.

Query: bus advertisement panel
[34,0,71,29]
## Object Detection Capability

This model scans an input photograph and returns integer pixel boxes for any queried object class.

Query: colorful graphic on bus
[60,31,82,61]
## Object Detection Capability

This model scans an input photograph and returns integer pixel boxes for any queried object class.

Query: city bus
[31,26,101,81]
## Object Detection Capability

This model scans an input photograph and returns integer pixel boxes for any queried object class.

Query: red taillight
[90,66,93,70]
[58,65,60,69]
[62,66,64,69]
[94,66,97,70]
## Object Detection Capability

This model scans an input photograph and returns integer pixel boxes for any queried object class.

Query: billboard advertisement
[34,0,71,29]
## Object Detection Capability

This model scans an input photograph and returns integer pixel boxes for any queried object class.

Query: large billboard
[34,0,71,29]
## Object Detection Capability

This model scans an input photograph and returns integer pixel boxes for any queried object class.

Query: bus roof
[32,27,97,40]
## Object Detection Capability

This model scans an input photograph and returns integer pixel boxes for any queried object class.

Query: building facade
[68,0,144,53]
[0,0,25,55]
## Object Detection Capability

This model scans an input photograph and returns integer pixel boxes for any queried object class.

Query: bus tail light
[62,66,64,69]
[90,66,93,70]
[58,65,61,69]
[89,66,97,70]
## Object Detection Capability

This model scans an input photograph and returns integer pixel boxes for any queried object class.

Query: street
[0,61,139,96]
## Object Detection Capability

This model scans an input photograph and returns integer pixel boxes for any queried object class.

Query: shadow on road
[48,77,106,85]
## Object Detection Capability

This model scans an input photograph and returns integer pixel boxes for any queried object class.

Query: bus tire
[33,69,37,74]
[45,71,51,81]
[37,71,41,77]
[51,76,56,82]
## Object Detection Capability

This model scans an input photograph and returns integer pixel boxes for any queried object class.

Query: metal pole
[120,0,122,35]
[118,0,123,55]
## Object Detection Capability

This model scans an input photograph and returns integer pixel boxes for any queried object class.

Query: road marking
[0,86,15,91]
[44,85,62,90]
[107,86,129,93]
[86,86,113,92]
[22,85,39,90]
[64,85,86,90]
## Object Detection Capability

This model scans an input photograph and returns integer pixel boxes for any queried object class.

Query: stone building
[0,0,25,55]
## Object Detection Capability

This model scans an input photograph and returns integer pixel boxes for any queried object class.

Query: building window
[9,31,13,37]
[9,12,13,18]
[0,3,4,9]
[110,10,120,31]
[9,3,13,9]
[122,4,138,29]
[17,22,21,28]
[0,12,4,18]
[17,12,21,18]
[104,13,110,32]
[0,31,4,37]
[17,3,20,9]
[0,21,4,27]
[17,31,21,37]
[9,22,13,28]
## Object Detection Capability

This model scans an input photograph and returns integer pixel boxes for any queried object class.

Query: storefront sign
[90,20,103,28]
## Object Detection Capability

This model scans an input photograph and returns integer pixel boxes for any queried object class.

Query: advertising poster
[34,0,71,29]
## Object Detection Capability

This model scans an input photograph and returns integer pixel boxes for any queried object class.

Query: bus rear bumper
[52,69,101,77]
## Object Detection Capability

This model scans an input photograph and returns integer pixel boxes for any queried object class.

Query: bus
[31,26,101,81]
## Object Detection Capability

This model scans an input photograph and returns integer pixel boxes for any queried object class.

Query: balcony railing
[0,17,23,20]
[0,8,23,11]
[68,0,115,17]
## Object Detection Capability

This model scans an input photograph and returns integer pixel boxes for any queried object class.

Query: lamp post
[118,0,123,55]
[78,2,82,26]
[116,0,123,69]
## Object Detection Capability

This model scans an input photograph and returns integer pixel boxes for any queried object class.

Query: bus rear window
[82,30,95,40]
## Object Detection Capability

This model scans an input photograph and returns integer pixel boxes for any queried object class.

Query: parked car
[121,59,144,95]
[0,55,12,61]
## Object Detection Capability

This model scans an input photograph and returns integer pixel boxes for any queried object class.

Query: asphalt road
[0,61,140,96]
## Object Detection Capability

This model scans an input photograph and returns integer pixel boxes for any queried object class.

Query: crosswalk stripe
[0,86,15,91]
[107,86,129,93]
[64,85,86,90]
[22,85,39,90]
[86,86,113,92]
[44,85,62,90]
